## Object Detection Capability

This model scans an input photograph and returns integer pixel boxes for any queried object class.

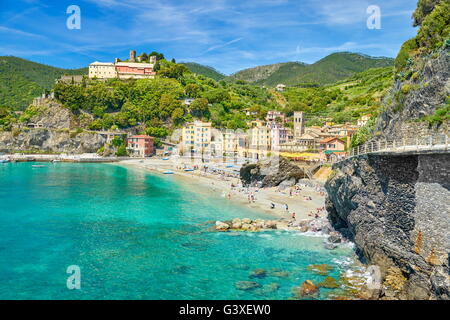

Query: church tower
[294,111,305,139]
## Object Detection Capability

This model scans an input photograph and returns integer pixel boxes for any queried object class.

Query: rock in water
[249,268,267,279]
[292,280,319,297]
[318,277,340,289]
[235,281,261,291]
[215,221,230,231]
[307,264,334,276]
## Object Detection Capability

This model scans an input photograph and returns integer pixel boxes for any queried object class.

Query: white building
[88,62,117,79]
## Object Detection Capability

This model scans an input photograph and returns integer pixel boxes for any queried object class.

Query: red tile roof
[129,135,152,139]
[320,137,344,144]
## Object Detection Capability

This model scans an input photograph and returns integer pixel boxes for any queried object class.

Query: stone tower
[130,50,136,62]
[294,111,305,139]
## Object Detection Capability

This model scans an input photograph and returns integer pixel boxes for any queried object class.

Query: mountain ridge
[228,52,394,86]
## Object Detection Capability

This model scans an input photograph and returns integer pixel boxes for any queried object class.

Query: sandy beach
[116,158,327,222]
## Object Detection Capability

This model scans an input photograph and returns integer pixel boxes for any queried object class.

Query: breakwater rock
[326,153,449,300]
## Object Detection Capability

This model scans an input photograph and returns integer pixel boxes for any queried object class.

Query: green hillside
[0,56,87,110]
[181,62,226,81]
[228,52,394,87]
[282,66,394,124]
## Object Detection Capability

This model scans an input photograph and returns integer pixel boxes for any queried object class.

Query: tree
[116,145,128,157]
[190,98,209,118]
[185,83,201,98]
[171,107,185,125]
[139,52,149,62]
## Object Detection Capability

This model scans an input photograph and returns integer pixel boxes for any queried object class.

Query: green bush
[116,145,128,157]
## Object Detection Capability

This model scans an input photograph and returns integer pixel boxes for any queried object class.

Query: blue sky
[0,0,418,74]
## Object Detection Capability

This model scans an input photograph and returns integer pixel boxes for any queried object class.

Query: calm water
[0,162,356,299]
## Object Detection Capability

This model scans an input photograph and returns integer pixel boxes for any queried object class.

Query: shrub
[116,145,128,157]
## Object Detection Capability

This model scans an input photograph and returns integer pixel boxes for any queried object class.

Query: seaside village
[17,50,370,170]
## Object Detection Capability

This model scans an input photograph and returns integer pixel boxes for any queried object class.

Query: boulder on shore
[215,221,230,231]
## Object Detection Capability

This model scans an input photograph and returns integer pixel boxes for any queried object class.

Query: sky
[0,0,418,75]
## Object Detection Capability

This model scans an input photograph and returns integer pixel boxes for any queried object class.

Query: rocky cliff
[325,1,449,300]
[0,128,107,154]
[326,153,449,299]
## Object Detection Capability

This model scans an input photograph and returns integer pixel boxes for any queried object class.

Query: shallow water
[0,162,357,299]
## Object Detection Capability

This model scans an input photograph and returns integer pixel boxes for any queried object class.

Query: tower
[129,50,136,62]
[294,111,305,139]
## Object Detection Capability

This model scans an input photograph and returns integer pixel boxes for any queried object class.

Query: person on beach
[291,212,296,220]
[284,203,289,213]
[270,202,275,209]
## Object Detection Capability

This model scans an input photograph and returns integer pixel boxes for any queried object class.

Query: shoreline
[115,158,328,222]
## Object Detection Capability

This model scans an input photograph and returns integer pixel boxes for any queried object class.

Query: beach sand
[116,158,327,222]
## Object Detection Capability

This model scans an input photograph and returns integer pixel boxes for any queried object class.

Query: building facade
[127,135,154,157]
[181,121,212,154]
[293,111,305,139]
[89,50,157,80]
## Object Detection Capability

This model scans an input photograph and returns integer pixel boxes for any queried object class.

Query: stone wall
[325,153,449,299]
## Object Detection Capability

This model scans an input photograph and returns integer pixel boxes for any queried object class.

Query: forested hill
[0,56,87,110]
[228,52,394,87]
[181,62,226,81]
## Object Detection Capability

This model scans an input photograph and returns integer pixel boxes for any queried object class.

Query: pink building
[127,135,154,157]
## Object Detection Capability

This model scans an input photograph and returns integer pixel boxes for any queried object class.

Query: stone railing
[338,134,449,163]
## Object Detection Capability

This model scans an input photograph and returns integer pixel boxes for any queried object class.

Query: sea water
[0,162,357,299]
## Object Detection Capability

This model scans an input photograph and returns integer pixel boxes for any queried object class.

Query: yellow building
[181,121,212,154]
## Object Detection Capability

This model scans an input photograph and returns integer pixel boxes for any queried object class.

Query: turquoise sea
[0,162,357,299]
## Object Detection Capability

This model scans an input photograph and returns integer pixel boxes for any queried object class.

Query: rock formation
[326,154,449,299]
[240,157,307,187]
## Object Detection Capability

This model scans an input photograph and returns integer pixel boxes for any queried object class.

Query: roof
[320,137,345,144]
[90,61,114,66]
[129,135,152,139]
[115,62,154,68]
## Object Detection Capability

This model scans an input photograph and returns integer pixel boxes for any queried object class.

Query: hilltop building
[88,50,157,80]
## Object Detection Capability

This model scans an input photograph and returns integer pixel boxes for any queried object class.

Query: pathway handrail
[337,133,449,163]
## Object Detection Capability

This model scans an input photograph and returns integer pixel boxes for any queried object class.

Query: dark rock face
[240,157,307,187]
[326,153,449,300]
[376,49,449,140]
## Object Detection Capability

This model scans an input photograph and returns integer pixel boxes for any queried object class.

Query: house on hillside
[276,84,286,92]
[357,115,371,127]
